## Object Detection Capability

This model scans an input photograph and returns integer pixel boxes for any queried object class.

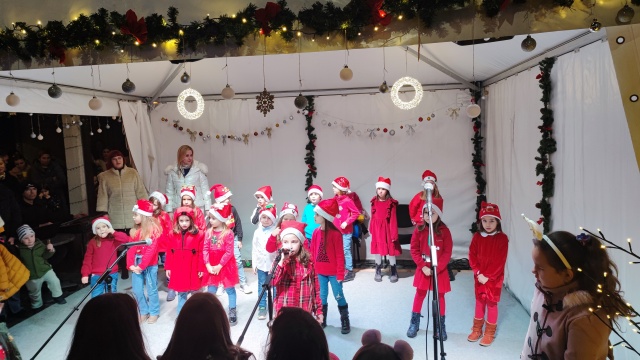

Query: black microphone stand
[236,250,283,347]
[30,247,130,360]
[425,187,446,360]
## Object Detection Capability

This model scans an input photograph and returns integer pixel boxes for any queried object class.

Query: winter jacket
[310,226,345,281]
[17,240,54,280]
[252,225,277,272]
[410,223,452,293]
[273,257,322,318]
[164,161,210,213]
[165,230,204,292]
[369,197,401,256]
[332,195,359,235]
[96,166,148,229]
[81,232,131,277]
[301,203,319,240]
[203,229,238,288]
[521,282,613,360]
[469,231,509,303]
[126,229,160,271]
[0,243,29,301]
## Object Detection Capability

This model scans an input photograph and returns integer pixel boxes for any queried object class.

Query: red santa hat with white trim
[479,201,502,221]
[422,197,444,220]
[307,184,323,198]
[259,204,277,223]
[208,184,232,203]
[180,185,197,201]
[280,220,307,242]
[314,198,339,222]
[209,203,232,223]
[254,185,273,202]
[149,191,169,208]
[332,176,350,192]
[375,177,391,191]
[133,199,154,217]
[421,170,438,184]
[92,215,113,235]
[279,202,299,219]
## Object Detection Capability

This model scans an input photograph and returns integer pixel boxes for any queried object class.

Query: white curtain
[120,100,159,192]
[487,41,640,358]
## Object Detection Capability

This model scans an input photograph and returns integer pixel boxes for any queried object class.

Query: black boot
[434,315,448,341]
[374,264,382,282]
[389,265,398,283]
[321,304,328,328]
[407,312,421,338]
[338,304,350,334]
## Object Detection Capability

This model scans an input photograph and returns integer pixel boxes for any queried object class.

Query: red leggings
[412,289,446,316]
[475,298,498,323]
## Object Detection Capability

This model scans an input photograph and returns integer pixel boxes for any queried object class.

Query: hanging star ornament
[256,88,275,116]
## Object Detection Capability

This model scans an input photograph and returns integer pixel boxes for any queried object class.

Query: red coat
[468,232,509,302]
[369,197,401,256]
[202,229,238,288]
[272,258,322,318]
[81,232,130,276]
[332,195,359,235]
[310,227,345,281]
[410,223,452,293]
[156,211,172,253]
[165,230,205,292]
[193,207,207,232]
[126,229,160,271]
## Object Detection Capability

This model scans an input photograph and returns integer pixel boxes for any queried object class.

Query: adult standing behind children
[165,145,210,213]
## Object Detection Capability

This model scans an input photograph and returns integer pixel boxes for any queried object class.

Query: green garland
[303,96,317,193]
[535,58,556,233]
[0,0,587,64]
[470,86,487,233]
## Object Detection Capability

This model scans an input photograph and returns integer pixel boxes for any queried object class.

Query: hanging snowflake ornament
[256,88,275,116]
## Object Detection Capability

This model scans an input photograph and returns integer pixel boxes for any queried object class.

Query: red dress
[156,211,172,253]
[468,231,509,302]
[369,197,401,256]
[165,230,205,292]
[410,223,452,293]
[203,229,239,288]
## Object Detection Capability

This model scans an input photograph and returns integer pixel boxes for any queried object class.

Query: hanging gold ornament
[242,134,250,145]
[256,88,275,116]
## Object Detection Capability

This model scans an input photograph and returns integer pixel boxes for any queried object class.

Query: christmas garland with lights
[470,87,487,233]
[535,58,556,233]
[0,0,591,64]
[303,96,317,192]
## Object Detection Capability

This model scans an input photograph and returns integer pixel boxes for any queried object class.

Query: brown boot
[467,318,484,342]
[479,321,497,346]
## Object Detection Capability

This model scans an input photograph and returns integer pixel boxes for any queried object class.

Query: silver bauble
[30,132,36,139]
[617,5,635,24]
[121,78,136,93]
[294,93,308,109]
[339,65,353,81]
[379,81,389,93]
[221,84,235,99]
[521,35,537,52]
[48,84,62,98]
[6,92,19,106]
[180,71,191,84]
[89,96,102,110]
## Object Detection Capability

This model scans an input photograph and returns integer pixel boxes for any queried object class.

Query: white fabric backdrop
[149,90,477,259]
[120,100,159,192]
[486,41,640,358]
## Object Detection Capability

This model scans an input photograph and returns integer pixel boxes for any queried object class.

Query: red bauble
[254,132,258,136]
[383,128,388,133]
[199,132,203,136]
[178,126,183,131]
[173,124,178,128]
[418,117,423,122]
[400,125,404,129]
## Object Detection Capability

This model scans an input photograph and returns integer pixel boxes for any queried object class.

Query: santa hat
[254,185,273,202]
[332,176,350,192]
[279,202,299,219]
[375,177,391,191]
[133,199,154,217]
[209,203,232,223]
[422,197,444,220]
[280,220,307,242]
[314,198,339,222]
[307,184,323,198]
[149,191,169,208]
[207,184,232,203]
[479,201,502,221]
[92,216,113,234]
[180,185,196,201]
[421,170,438,184]
[174,206,195,222]
[259,204,277,223]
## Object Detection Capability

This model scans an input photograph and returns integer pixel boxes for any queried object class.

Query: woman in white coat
[164,145,210,214]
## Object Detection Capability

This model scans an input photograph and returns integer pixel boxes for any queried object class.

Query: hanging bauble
[379,81,389,93]
[339,65,353,81]
[30,132,36,139]
[390,76,423,110]
[221,84,235,99]
[294,93,308,109]
[521,35,537,52]
[56,127,62,133]
[180,71,191,84]
[617,5,635,24]
[78,120,83,126]
[121,78,136,93]
[90,131,94,136]
[89,96,102,110]
[48,84,62,98]
[106,123,110,129]
[65,124,70,129]
[6,92,19,106]
[589,19,602,32]
[37,134,44,141]
[97,128,103,133]
[466,103,482,118]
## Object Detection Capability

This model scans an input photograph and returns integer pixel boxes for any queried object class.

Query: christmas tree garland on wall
[535,58,556,233]
[303,96,317,192]
[470,87,487,233]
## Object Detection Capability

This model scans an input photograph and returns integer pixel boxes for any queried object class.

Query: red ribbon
[255,2,281,36]
[120,9,148,44]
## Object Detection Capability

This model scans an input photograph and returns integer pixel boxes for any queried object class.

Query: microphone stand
[236,250,283,347]
[30,247,130,360]
[425,186,446,360]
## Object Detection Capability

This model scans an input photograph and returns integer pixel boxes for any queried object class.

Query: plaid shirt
[272,258,322,318]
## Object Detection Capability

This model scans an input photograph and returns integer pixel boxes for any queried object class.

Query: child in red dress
[369,177,401,283]
[149,191,175,301]
[180,185,206,231]
[408,170,442,225]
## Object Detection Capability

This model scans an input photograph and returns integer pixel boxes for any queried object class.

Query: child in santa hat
[180,185,206,231]
[251,204,278,320]
[149,191,176,301]
[272,220,323,324]
[407,199,452,340]
[81,216,131,298]
[127,199,163,324]
[331,177,360,282]
[301,185,323,247]
[249,185,275,225]
[409,170,443,225]
[311,199,351,334]
[370,177,401,283]
[203,203,240,326]
[266,202,300,253]
[467,202,509,346]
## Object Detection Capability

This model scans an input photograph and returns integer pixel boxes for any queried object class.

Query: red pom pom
[383,128,388,133]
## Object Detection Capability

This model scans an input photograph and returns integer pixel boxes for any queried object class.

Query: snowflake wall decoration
[256,88,275,116]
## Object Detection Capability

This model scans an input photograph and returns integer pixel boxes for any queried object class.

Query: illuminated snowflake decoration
[177,88,205,120]
[256,88,275,116]
[390,76,423,110]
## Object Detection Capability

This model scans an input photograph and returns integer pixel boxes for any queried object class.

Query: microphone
[279,247,292,255]
[120,239,153,248]
[424,182,434,212]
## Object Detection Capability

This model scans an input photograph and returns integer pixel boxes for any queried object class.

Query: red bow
[255,2,281,36]
[120,9,148,44]
[367,0,391,26]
